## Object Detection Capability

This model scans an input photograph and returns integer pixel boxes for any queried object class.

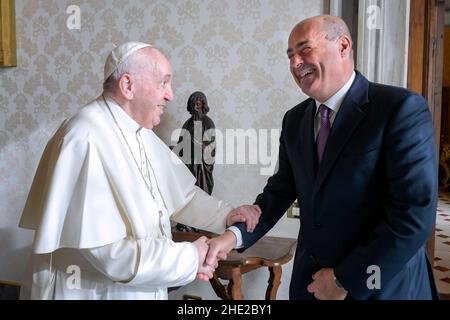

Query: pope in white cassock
[18,42,260,300]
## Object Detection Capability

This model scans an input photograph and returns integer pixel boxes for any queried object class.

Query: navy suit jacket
[236,71,439,299]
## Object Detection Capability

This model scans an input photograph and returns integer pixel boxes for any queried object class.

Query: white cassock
[19,95,233,300]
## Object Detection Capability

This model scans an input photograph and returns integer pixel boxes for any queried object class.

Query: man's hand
[205,231,236,267]
[307,268,347,300]
[193,236,215,281]
[226,204,261,232]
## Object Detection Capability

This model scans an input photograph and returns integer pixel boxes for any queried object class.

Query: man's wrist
[226,226,243,249]
[217,230,238,253]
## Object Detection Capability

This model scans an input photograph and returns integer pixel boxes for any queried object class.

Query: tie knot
[319,104,330,119]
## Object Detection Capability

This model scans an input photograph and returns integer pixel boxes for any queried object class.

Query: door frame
[407,0,446,261]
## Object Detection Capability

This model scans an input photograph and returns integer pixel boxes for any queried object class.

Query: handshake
[192,204,261,281]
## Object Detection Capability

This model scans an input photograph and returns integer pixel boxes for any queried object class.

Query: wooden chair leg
[265,266,282,300]
[209,274,231,300]
[228,267,243,300]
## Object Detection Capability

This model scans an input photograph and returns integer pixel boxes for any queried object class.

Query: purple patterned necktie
[317,104,331,163]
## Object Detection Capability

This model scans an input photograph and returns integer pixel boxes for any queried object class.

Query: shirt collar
[103,94,142,134]
[315,71,356,114]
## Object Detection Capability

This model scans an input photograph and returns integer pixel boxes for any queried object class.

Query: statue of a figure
[176,91,216,232]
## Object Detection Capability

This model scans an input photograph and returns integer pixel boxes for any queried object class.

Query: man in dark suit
[206,15,439,300]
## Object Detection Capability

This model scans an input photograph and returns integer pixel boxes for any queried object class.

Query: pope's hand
[226,204,261,232]
[193,236,214,281]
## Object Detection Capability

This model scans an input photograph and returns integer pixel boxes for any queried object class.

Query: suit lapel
[299,99,316,182]
[313,72,370,194]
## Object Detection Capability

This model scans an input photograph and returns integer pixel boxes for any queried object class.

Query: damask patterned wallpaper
[0,0,324,296]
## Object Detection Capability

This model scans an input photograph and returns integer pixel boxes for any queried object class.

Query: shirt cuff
[226,226,244,249]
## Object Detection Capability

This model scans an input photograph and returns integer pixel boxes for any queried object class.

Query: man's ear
[339,35,352,58]
[118,74,134,100]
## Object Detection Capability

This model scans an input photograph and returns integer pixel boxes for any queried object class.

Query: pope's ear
[118,73,134,100]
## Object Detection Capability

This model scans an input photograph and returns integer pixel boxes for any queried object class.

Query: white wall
[0,0,325,299]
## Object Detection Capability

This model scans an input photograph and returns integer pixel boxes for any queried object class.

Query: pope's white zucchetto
[103,42,153,82]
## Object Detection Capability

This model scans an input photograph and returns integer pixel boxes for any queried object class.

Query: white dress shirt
[314,71,356,138]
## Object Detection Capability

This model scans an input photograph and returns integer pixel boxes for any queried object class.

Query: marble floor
[435,192,450,298]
